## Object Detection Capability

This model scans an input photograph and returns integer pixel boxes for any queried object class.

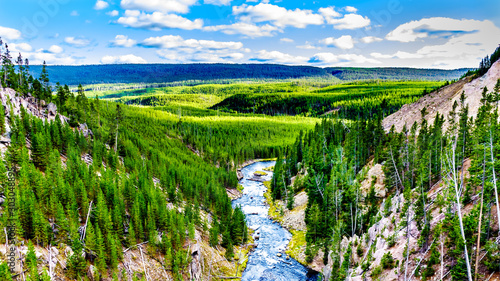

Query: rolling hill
[26,64,469,86]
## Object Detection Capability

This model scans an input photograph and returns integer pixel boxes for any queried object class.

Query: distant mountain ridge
[26,63,469,85]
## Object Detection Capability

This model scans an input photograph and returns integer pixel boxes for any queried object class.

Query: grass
[263,181,283,224]
[263,166,274,172]
[254,171,267,176]
[263,181,308,266]
[286,229,307,265]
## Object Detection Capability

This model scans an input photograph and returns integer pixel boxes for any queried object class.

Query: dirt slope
[383,60,500,132]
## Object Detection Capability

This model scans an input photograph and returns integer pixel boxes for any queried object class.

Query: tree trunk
[474,148,486,281]
[445,139,473,281]
[489,129,500,236]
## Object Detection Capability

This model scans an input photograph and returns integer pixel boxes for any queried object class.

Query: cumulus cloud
[0,26,21,40]
[157,50,244,63]
[309,53,380,65]
[383,17,500,68]
[70,10,79,16]
[120,0,197,14]
[318,7,341,18]
[94,0,109,10]
[9,43,33,53]
[326,13,370,30]
[64,37,91,47]
[344,6,357,13]
[204,0,232,6]
[48,45,63,54]
[251,50,308,64]
[297,44,320,50]
[204,4,368,37]
[111,35,137,47]
[149,36,246,63]
[280,38,294,43]
[360,36,382,44]
[107,10,119,16]
[117,10,203,30]
[205,22,278,38]
[233,3,324,28]
[30,52,77,65]
[101,54,147,64]
[140,35,243,50]
[320,35,354,50]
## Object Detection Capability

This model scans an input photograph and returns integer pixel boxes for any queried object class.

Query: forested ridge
[26,64,467,86]
[211,81,446,119]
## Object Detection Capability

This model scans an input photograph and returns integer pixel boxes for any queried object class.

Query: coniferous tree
[209,222,219,247]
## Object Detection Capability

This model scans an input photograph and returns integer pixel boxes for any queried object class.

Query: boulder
[47,103,57,116]
[78,123,93,138]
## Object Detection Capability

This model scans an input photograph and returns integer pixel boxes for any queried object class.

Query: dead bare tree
[488,127,500,236]
[474,147,487,281]
[443,136,473,281]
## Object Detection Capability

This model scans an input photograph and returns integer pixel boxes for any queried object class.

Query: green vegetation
[212,81,444,119]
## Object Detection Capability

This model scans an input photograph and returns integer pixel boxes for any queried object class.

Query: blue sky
[0,0,499,68]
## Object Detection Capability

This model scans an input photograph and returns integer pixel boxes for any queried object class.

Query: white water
[232,161,318,281]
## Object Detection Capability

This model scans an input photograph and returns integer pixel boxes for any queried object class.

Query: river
[232,161,319,281]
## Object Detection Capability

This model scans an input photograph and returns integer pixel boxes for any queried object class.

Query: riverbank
[234,161,317,280]
[236,158,277,180]
[262,181,326,274]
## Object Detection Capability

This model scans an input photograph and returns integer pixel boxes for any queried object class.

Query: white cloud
[158,50,244,63]
[370,52,393,59]
[251,50,308,64]
[318,7,341,18]
[48,45,63,54]
[120,0,197,14]
[387,17,497,42]
[141,35,243,50]
[297,44,319,50]
[70,10,79,16]
[360,36,382,44]
[31,52,77,65]
[107,10,119,16]
[0,26,21,40]
[310,52,380,65]
[117,10,203,30]
[64,37,91,47]
[18,48,78,65]
[384,17,500,68]
[280,38,294,43]
[344,6,358,13]
[326,13,370,30]
[111,35,137,47]
[10,43,33,53]
[204,0,232,6]
[101,54,147,64]
[320,35,354,50]
[233,3,324,28]
[94,0,109,10]
[205,22,278,38]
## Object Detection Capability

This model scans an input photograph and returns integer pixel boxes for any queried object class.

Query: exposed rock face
[0,88,75,156]
[189,243,202,281]
[78,123,94,138]
[47,102,57,116]
[360,163,386,198]
[383,60,500,132]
